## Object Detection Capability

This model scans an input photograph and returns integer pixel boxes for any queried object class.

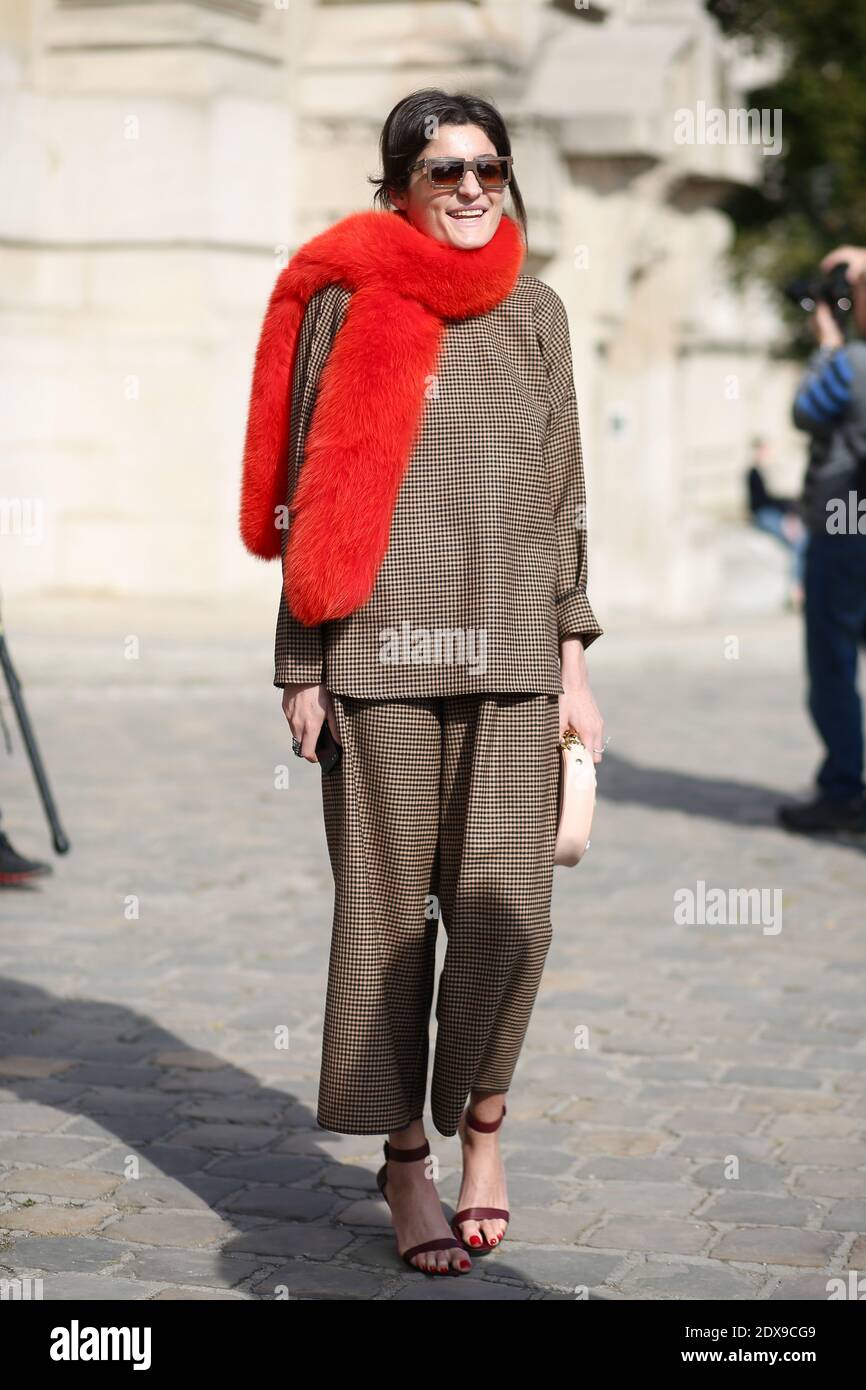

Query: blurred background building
[1,0,804,621]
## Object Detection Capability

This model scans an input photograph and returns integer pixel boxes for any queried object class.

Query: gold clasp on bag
[559,728,582,758]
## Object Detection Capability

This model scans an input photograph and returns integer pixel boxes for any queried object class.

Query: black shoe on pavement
[0,831,52,884]
[777,796,866,835]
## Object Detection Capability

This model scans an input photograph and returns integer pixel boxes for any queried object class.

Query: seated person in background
[745,440,808,607]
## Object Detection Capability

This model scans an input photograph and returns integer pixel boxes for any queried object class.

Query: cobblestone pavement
[1,597,864,1301]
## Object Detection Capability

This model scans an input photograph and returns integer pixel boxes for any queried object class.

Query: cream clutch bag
[554,730,597,867]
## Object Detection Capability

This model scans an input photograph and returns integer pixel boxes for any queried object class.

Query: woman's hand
[559,636,605,765]
[281,682,341,763]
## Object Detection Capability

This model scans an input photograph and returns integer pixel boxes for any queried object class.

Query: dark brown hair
[368,88,528,245]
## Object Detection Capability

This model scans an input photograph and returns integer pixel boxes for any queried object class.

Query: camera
[784,261,853,327]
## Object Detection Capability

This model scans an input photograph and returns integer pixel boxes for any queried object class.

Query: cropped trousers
[317,691,561,1138]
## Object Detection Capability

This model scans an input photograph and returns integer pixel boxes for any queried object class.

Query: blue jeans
[804,532,866,802]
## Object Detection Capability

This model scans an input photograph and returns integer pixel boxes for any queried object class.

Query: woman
[239,89,605,1277]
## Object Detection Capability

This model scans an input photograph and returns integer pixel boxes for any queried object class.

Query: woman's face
[389,122,507,249]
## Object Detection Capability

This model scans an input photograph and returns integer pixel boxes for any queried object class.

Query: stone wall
[0,0,805,618]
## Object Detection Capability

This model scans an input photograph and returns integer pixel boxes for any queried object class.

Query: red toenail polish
[469,1235,482,1246]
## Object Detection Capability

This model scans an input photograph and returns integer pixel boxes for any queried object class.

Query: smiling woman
[369,88,527,249]
[239,86,604,1278]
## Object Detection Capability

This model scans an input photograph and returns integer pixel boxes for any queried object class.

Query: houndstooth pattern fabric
[316,690,561,1137]
[274,274,603,697]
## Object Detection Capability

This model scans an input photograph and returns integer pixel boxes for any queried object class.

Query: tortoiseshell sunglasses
[408,155,513,190]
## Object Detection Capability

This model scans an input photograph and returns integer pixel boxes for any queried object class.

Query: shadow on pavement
[598,753,866,851]
[0,978,608,1301]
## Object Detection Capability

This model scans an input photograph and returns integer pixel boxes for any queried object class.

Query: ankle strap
[383,1138,430,1163]
[465,1102,507,1133]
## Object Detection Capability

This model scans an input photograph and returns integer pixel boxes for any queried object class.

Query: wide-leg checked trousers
[317,691,561,1138]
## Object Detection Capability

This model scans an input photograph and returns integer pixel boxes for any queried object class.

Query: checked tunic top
[274,274,603,696]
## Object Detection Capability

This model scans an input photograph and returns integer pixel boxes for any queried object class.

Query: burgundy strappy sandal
[376,1137,470,1275]
[450,1102,509,1256]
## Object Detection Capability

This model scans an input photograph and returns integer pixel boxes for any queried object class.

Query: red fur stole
[239,210,524,626]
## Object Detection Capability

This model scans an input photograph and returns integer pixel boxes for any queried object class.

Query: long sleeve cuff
[557,588,604,649]
[274,591,324,687]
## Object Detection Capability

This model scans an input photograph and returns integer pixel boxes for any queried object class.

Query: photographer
[778,252,866,834]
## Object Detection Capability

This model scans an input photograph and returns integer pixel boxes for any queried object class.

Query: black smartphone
[315,723,343,776]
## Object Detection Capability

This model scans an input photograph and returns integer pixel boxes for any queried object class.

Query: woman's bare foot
[383,1122,472,1275]
[454,1092,509,1249]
